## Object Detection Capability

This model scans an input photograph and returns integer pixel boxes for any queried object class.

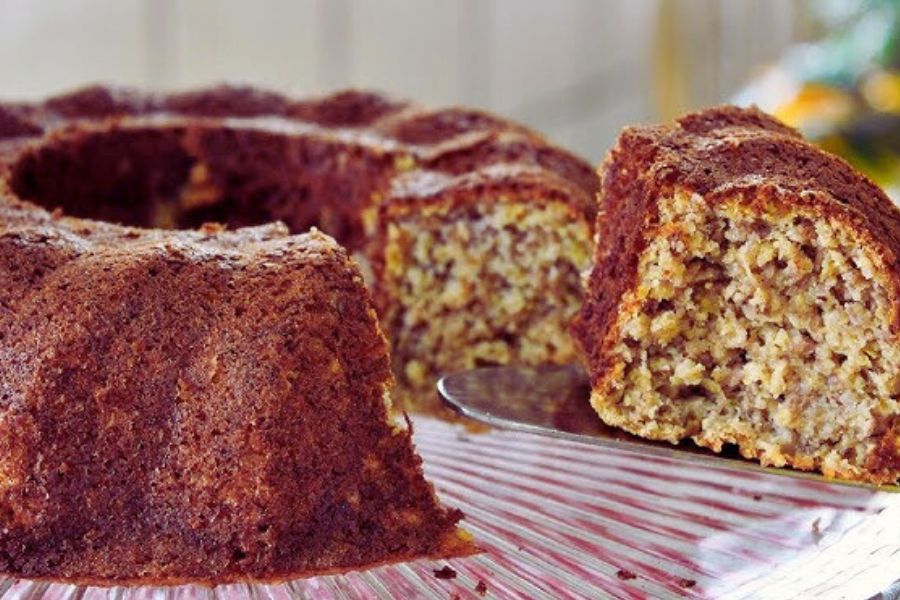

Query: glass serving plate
[2,367,898,599]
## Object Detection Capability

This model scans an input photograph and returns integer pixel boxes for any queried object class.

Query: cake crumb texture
[375,167,593,413]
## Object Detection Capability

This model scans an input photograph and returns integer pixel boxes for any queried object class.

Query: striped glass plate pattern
[1,416,897,599]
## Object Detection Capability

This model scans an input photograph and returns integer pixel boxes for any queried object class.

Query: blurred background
[1,0,898,193]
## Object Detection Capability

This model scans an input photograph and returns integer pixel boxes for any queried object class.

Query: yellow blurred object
[862,70,900,114]
[652,0,689,121]
[773,82,856,131]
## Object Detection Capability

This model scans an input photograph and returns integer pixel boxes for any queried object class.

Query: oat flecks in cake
[0,226,470,584]
[375,166,594,413]
[572,105,900,485]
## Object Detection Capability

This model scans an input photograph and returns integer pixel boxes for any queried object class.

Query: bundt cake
[12,87,668,583]
[0,85,598,414]
[572,106,900,484]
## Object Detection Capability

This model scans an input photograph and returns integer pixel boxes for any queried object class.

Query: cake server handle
[437,364,900,491]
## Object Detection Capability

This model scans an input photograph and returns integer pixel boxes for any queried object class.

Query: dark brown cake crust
[572,105,900,393]
[0,218,469,584]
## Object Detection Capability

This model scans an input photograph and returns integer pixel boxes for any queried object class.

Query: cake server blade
[437,364,900,491]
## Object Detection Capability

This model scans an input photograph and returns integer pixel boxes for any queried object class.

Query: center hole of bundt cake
[9,126,371,247]
[11,128,199,230]
[608,190,900,473]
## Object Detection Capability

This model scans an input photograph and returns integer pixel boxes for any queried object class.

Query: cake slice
[572,106,900,484]
[0,216,469,584]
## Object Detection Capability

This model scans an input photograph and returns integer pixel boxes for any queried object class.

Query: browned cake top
[385,162,595,221]
[572,105,900,387]
[0,84,597,252]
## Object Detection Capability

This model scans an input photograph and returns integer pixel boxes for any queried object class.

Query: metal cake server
[438,364,900,491]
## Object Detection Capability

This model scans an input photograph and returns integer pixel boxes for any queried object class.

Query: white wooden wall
[0,0,804,161]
